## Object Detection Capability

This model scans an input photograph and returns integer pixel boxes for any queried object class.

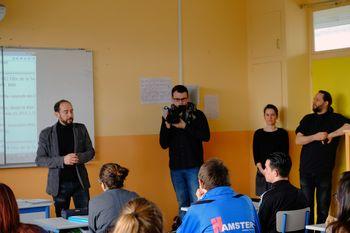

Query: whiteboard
[0,47,94,168]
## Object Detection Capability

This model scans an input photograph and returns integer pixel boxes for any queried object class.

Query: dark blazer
[36,122,95,196]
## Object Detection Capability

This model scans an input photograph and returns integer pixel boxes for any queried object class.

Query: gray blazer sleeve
[35,128,64,168]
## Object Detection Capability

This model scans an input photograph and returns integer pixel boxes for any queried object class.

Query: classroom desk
[17,199,52,223]
[306,223,326,232]
[32,217,88,233]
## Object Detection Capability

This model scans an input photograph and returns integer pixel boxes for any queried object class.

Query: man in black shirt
[159,85,210,219]
[36,100,95,216]
[296,90,350,224]
[259,152,307,233]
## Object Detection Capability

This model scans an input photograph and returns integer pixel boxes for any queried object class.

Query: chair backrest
[276,207,310,233]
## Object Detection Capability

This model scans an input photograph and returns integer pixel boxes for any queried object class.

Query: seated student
[177,158,261,233]
[88,163,138,233]
[326,171,350,233]
[113,197,163,233]
[258,152,307,233]
[0,183,47,233]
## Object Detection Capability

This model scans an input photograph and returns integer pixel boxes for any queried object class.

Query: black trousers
[53,180,90,217]
[300,172,332,224]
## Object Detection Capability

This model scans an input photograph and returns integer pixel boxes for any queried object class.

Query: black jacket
[258,180,307,233]
[159,109,210,170]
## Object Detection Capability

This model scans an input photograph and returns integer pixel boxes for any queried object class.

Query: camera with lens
[164,102,197,125]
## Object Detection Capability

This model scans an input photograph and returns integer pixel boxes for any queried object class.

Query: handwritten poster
[140,78,172,104]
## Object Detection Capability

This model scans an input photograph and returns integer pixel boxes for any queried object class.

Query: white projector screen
[0,47,94,168]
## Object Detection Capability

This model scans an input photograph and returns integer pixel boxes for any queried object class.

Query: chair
[276,207,310,233]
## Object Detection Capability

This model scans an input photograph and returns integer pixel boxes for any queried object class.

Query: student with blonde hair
[113,197,163,233]
[88,163,138,233]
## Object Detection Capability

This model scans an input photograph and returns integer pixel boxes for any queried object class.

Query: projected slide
[0,53,37,164]
[0,48,93,167]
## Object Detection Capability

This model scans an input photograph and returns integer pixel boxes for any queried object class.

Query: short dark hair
[264,104,278,117]
[99,163,129,189]
[319,90,332,107]
[266,152,292,178]
[171,85,188,96]
[198,158,231,190]
[54,99,72,112]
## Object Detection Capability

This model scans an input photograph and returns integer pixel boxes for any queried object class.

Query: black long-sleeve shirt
[296,111,350,173]
[159,109,210,170]
[57,121,78,182]
[258,180,307,233]
[253,128,289,168]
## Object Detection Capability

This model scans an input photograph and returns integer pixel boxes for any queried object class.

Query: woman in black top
[253,104,289,196]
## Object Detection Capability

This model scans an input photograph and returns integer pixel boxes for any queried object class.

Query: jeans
[170,167,199,219]
[300,172,332,224]
[53,180,90,217]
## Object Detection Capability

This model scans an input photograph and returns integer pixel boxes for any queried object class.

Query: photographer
[159,85,210,222]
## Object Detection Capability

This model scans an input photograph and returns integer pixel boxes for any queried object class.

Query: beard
[312,105,322,113]
[61,118,74,125]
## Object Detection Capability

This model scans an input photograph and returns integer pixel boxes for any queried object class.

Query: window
[313,5,350,52]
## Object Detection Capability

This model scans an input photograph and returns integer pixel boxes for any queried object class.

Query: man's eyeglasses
[173,97,188,102]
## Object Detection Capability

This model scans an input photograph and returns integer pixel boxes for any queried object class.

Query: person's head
[264,152,291,183]
[263,104,278,126]
[171,85,189,107]
[313,90,332,114]
[198,158,231,191]
[113,197,163,233]
[0,183,20,233]
[328,172,350,233]
[54,99,74,125]
[98,163,129,191]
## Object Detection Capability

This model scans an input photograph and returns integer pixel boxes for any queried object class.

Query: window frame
[310,2,350,59]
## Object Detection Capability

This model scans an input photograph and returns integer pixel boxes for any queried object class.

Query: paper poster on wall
[140,78,172,104]
[204,95,219,119]
[187,85,199,105]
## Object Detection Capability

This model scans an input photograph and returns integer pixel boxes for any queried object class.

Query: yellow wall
[0,0,251,230]
[312,56,350,181]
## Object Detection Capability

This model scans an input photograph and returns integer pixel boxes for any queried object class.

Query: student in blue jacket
[177,158,261,233]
